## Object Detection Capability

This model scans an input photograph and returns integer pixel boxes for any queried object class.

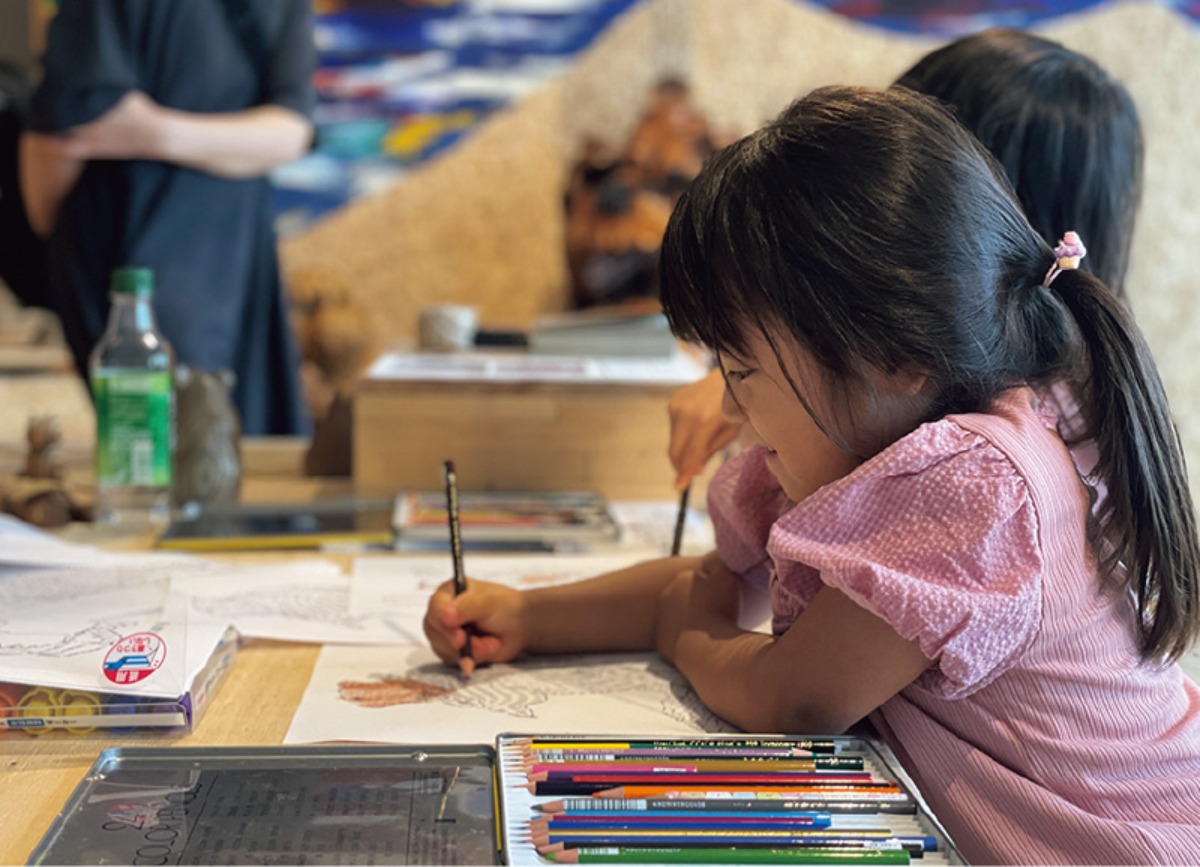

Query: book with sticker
[0,626,237,737]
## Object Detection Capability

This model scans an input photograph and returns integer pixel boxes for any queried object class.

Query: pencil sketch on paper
[336,653,726,732]
[0,560,174,659]
[0,611,164,659]
[190,586,363,630]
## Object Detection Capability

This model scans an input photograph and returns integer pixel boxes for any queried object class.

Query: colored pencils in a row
[503,736,942,865]
[534,798,918,816]
[520,757,866,772]
[528,782,905,798]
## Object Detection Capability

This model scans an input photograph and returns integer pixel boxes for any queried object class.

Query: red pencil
[531,773,872,785]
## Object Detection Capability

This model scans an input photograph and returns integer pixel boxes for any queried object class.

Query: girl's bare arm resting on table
[656,555,932,733]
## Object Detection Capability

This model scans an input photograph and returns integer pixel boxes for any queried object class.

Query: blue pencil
[536,819,845,832]
[539,810,838,823]
[531,832,937,852]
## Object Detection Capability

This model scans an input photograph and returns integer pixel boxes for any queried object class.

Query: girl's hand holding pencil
[423,578,527,673]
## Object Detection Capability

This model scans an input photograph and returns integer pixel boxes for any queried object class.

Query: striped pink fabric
[708,388,1200,865]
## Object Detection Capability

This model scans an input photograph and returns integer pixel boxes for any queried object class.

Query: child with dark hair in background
[894,27,1142,295]
[667,28,1145,490]
[426,85,1200,864]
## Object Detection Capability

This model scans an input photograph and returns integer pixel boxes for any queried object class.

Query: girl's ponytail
[1051,266,1200,661]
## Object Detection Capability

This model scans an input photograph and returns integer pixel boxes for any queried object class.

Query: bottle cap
[111,267,154,297]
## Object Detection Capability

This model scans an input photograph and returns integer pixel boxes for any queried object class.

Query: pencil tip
[459,656,475,678]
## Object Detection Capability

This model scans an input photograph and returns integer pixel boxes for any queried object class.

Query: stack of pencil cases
[497,736,962,865]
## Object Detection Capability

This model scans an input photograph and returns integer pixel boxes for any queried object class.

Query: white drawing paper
[284,643,732,745]
[0,514,129,567]
[181,559,422,645]
[346,552,649,628]
[292,551,775,744]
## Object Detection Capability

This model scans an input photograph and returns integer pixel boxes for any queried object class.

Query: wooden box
[351,354,708,500]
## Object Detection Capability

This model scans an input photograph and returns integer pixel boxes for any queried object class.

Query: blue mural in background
[274,0,643,229]
[272,0,1198,230]
[813,0,1198,35]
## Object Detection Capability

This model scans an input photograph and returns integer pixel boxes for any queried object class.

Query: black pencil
[443,459,475,676]
[670,483,691,557]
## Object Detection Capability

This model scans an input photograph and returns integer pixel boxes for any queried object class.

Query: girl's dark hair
[894,28,1143,295]
[660,86,1198,662]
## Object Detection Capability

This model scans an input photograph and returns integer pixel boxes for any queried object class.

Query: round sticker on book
[102,632,166,685]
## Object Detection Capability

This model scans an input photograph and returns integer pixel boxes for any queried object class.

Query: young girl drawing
[424,86,1200,863]
[666,28,1146,491]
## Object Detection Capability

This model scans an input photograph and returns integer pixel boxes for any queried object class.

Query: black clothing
[29,0,315,435]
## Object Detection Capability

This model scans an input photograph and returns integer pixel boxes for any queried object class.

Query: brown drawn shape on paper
[337,677,454,708]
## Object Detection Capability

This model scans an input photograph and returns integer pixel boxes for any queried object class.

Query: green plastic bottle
[89,267,175,526]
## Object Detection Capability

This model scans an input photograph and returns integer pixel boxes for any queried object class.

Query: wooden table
[0,438,354,863]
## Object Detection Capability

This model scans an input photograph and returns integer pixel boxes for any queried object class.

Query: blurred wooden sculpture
[1,415,75,526]
[564,78,712,309]
[290,268,380,476]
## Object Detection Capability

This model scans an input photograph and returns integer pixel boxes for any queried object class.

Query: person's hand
[63,91,167,161]
[654,553,741,666]
[423,578,527,676]
[668,368,741,490]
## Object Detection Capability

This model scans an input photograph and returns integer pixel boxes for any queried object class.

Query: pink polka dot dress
[708,388,1200,865]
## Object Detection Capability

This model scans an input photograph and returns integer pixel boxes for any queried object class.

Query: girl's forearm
[522,556,702,655]
[672,587,934,735]
[670,616,784,732]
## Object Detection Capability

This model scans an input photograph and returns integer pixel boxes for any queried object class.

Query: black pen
[670,483,691,557]
[443,460,476,677]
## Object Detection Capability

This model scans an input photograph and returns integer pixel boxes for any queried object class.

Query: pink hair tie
[1042,230,1087,288]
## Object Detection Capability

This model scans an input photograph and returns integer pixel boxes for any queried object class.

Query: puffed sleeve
[707,446,793,592]
[29,0,139,132]
[769,421,1043,699]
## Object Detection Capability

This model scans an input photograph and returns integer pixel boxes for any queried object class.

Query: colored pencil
[522,748,843,762]
[530,830,936,850]
[536,814,897,829]
[523,753,864,769]
[534,798,917,815]
[531,782,902,797]
[580,778,902,792]
[528,758,864,768]
[517,738,839,754]
[540,846,911,864]
[670,483,691,556]
[531,771,871,784]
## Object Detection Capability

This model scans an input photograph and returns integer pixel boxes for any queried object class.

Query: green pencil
[542,846,910,864]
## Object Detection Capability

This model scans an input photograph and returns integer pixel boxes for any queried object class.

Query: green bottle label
[92,369,173,487]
